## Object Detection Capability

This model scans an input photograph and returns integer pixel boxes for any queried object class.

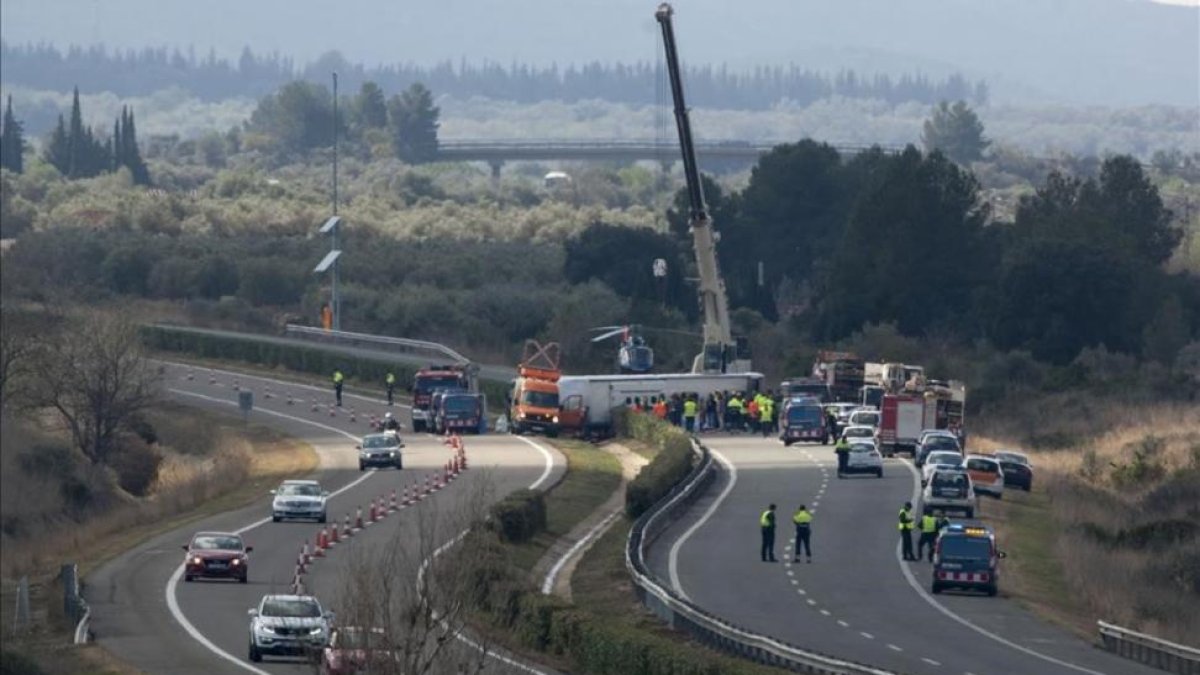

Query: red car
[183,531,252,583]
[320,627,398,674]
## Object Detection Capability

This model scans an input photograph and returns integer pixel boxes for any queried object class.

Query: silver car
[271,480,328,523]
[922,468,977,518]
[248,594,333,662]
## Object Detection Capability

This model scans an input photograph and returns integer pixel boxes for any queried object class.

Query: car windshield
[277,484,321,496]
[445,397,477,412]
[416,375,462,394]
[261,598,321,618]
[924,438,960,451]
[787,406,821,423]
[363,435,399,449]
[927,452,962,467]
[336,629,390,650]
[940,536,992,560]
[931,472,969,489]
[845,428,872,437]
[967,459,999,474]
[521,390,559,408]
[192,535,243,550]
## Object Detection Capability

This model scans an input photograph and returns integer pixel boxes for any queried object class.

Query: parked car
[921,450,965,486]
[841,441,883,478]
[271,480,329,523]
[248,594,333,662]
[993,450,1033,491]
[320,627,399,674]
[965,455,1005,499]
[932,523,1006,597]
[183,532,251,583]
[915,434,963,468]
[357,432,404,471]
[922,468,976,518]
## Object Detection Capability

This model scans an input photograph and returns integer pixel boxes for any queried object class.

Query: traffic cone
[296,551,307,575]
[187,370,195,381]
[311,402,319,412]
[342,514,353,539]
[349,409,356,423]
[233,378,240,391]
[330,521,340,544]
[329,406,336,418]
[402,485,412,505]
[390,490,398,511]
[369,500,378,523]
[209,375,217,385]
[287,394,294,405]
[263,386,272,399]
[460,452,468,471]
[291,571,305,595]
[355,507,364,530]
[424,475,433,494]
[301,540,312,565]
[452,456,461,475]
[313,529,326,557]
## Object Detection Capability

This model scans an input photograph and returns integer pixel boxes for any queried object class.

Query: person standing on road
[728,393,743,431]
[759,397,774,438]
[834,436,851,477]
[918,509,939,561]
[899,501,917,561]
[936,511,951,534]
[385,371,396,406]
[747,397,760,434]
[333,369,345,407]
[760,503,778,562]
[792,505,813,563]
[683,395,698,433]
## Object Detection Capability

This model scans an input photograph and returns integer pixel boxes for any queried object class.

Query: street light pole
[331,72,340,330]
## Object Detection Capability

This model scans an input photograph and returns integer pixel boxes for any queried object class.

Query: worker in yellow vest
[683,395,698,433]
[385,372,396,406]
[759,398,774,438]
[918,509,939,562]
[760,503,777,562]
[792,505,813,563]
[332,370,345,407]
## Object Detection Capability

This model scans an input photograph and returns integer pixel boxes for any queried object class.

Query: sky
[1,0,1197,106]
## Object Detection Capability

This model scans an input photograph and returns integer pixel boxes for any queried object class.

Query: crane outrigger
[655,3,751,374]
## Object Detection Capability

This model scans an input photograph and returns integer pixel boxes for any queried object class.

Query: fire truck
[409,365,473,433]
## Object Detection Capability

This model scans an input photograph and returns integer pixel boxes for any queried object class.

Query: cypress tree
[113,114,123,171]
[122,107,150,185]
[67,87,85,178]
[0,95,26,173]
[44,114,70,174]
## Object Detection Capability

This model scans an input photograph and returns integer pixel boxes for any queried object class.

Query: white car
[271,480,328,523]
[965,455,1005,499]
[921,450,965,486]
[840,424,877,444]
[848,409,881,429]
[843,441,883,478]
[922,467,977,518]
[247,594,333,662]
[825,402,859,423]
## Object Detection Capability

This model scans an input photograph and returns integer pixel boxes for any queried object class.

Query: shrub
[489,489,547,543]
[108,437,164,497]
[618,410,696,518]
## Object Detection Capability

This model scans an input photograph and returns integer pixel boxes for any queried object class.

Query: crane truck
[656,3,751,376]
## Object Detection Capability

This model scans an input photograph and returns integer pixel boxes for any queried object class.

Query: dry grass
[975,402,1200,646]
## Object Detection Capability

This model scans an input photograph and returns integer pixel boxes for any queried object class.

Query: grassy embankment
[0,404,318,675]
[972,402,1199,646]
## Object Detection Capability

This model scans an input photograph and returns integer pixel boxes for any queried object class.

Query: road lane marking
[861,632,874,639]
[540,510,620,595]
[820,609,831,616]
[922,657,941,666]
[894,459,1110,675]
[668,445,736,601]
[888,644,903,652]
[512,436,557,490]
[837,620,849,627]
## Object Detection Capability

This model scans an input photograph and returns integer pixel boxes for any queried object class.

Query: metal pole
[331,72,340,331]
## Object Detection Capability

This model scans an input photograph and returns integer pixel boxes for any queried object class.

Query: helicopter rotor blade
[591,328,627,342]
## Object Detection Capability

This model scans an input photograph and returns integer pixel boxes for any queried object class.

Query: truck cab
[433,391,486,435]
[410,366,470,433]
[509,375,560,437]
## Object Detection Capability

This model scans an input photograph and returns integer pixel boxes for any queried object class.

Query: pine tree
[0,95,26,173]
[113,115,123,171]
[120,107,151,185]
[44,114,70,174]
[67,87,86,178]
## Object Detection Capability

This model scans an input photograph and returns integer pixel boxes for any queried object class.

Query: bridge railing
[625,438,895,675]
[1098,621,1200,675]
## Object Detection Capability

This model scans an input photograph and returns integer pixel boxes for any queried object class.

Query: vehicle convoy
[247,594,333,662]
[656,2,751,376]
[780,396,830,445]
[432,390,486,434]
[270,479,329,522]
[356,432,404,471]
[923,468,977,518]
[558,371,764,438]
[183,532,251,583]
[509,340,563,437]
[811,350,865,402]
[932,524,1007,596]
[409,364,473,433]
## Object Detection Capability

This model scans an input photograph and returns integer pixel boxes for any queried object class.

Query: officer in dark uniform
[760,503,778,562]
[899,501,916,561]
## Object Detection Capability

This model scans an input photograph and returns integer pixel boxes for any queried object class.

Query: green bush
[617,410,696,518]
[489,489,547,543]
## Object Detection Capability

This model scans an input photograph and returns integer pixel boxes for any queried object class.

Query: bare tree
[327,472,509,675]
[26,312,161,465]
[0,306,49,409]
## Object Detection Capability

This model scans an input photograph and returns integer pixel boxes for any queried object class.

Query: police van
[932,524,1006,596]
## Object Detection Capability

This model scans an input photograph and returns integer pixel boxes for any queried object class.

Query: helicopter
[591,325,655,373]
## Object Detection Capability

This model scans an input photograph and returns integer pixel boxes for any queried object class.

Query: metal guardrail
[1098,621,1200,675]
[284,325,474,369]
[624,439,895,675]
[61,563,90,644]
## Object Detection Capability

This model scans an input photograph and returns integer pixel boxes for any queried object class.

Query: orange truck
[508,340,564,437]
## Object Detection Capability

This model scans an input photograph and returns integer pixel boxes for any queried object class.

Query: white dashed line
[888,644,903,652]
[837,620,849,628]
[806,599,817,606]
[922,657,941,666]
[820,609,831,616]
[861,632,874,639]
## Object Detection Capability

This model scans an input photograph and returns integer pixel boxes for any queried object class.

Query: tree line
[0,41,989,109]
[34,88,151,183]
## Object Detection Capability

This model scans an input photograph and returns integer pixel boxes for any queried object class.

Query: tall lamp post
[314,72,343,331]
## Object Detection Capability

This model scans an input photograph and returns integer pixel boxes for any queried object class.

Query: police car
[932,524,1007,596]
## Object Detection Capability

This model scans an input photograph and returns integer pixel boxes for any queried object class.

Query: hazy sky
[2,0,1197,106]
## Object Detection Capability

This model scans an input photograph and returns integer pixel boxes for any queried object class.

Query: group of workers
[759,500,952,564]
[627,390,782,437]
[331,369,401,408]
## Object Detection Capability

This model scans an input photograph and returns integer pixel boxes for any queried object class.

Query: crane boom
[655,2,749,374]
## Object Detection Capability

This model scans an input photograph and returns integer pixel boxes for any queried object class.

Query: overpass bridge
[435,139,904,176]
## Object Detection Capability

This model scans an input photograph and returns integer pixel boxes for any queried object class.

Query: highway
[87,362,564,675]
[646,435,1162,675]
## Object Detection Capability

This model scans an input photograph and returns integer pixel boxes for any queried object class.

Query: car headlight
[551,415,559,423]
[309,626,324,635]
[231,558,242,566]
[518,412,526,419]
[191,557,203,565]
[256,623,275,635]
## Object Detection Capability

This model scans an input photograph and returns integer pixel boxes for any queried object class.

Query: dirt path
[536,442,648,602]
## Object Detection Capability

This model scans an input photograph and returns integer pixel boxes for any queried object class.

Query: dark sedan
[994,450,1033,491]
[183,532,252,582]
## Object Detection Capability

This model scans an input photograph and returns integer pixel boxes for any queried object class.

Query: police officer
[918,508,939,562]
[834,436,851,477]
[936,510,951,534]
[792,504,813,563]
[760,503,778,562]
[759,397,774,438]
[333,369,345,407]
[385,371,396,406]
[899,501,916,561]
[728,394,743,431]
[382,411,401,433]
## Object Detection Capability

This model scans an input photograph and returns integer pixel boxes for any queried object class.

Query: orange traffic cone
[296,550,307,575]
[390,490,398,511]
[313,529,326,557]
[330,521,340,544]
[301,540,312,565]
[355,507,364,530]
[187,370,195,381]
[343,514,353,538]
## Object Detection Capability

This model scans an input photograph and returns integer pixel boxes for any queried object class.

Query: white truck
[558,372,764,437]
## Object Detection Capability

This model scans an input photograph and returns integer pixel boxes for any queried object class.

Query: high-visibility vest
[386,373,395,385]
[683,400,697,417]
[729,397,743,411]
[921,514,938,533]
[760,510,774,528]
[898,508,914,530]
[793,510,812,526]
[333,371,344,384]
[760,402,773,421]
[653,401,668,418]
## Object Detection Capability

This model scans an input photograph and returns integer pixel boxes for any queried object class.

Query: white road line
[894,459,1110,675]
[512,436,557,491]
[837,620,849,628]
[806,599,817,606]
[162,361,409,410]
[888,644,903,652]
[669,446,736,601]
[922,657,941,666]
[861,632,875,639]
[820,609,831,616]
[168,389,360,442]
[540,510,620,595]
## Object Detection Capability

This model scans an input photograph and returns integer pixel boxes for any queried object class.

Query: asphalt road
[87,362,564,675]
[647,434,1161,675]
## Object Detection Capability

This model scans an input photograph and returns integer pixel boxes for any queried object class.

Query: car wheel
[239,574,248,584]
[783,440,793,447]
[1024,484,1032,492]
[248,641,262,662]
[395,461,403,470]
[986,584,998,597]
[184,574,193,582]
[995,492,1003,500]
[876,469,883,478]
[932,583,943,595]
[358,462,365,471]
[318,512,327,524]
[271,515,281,523]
